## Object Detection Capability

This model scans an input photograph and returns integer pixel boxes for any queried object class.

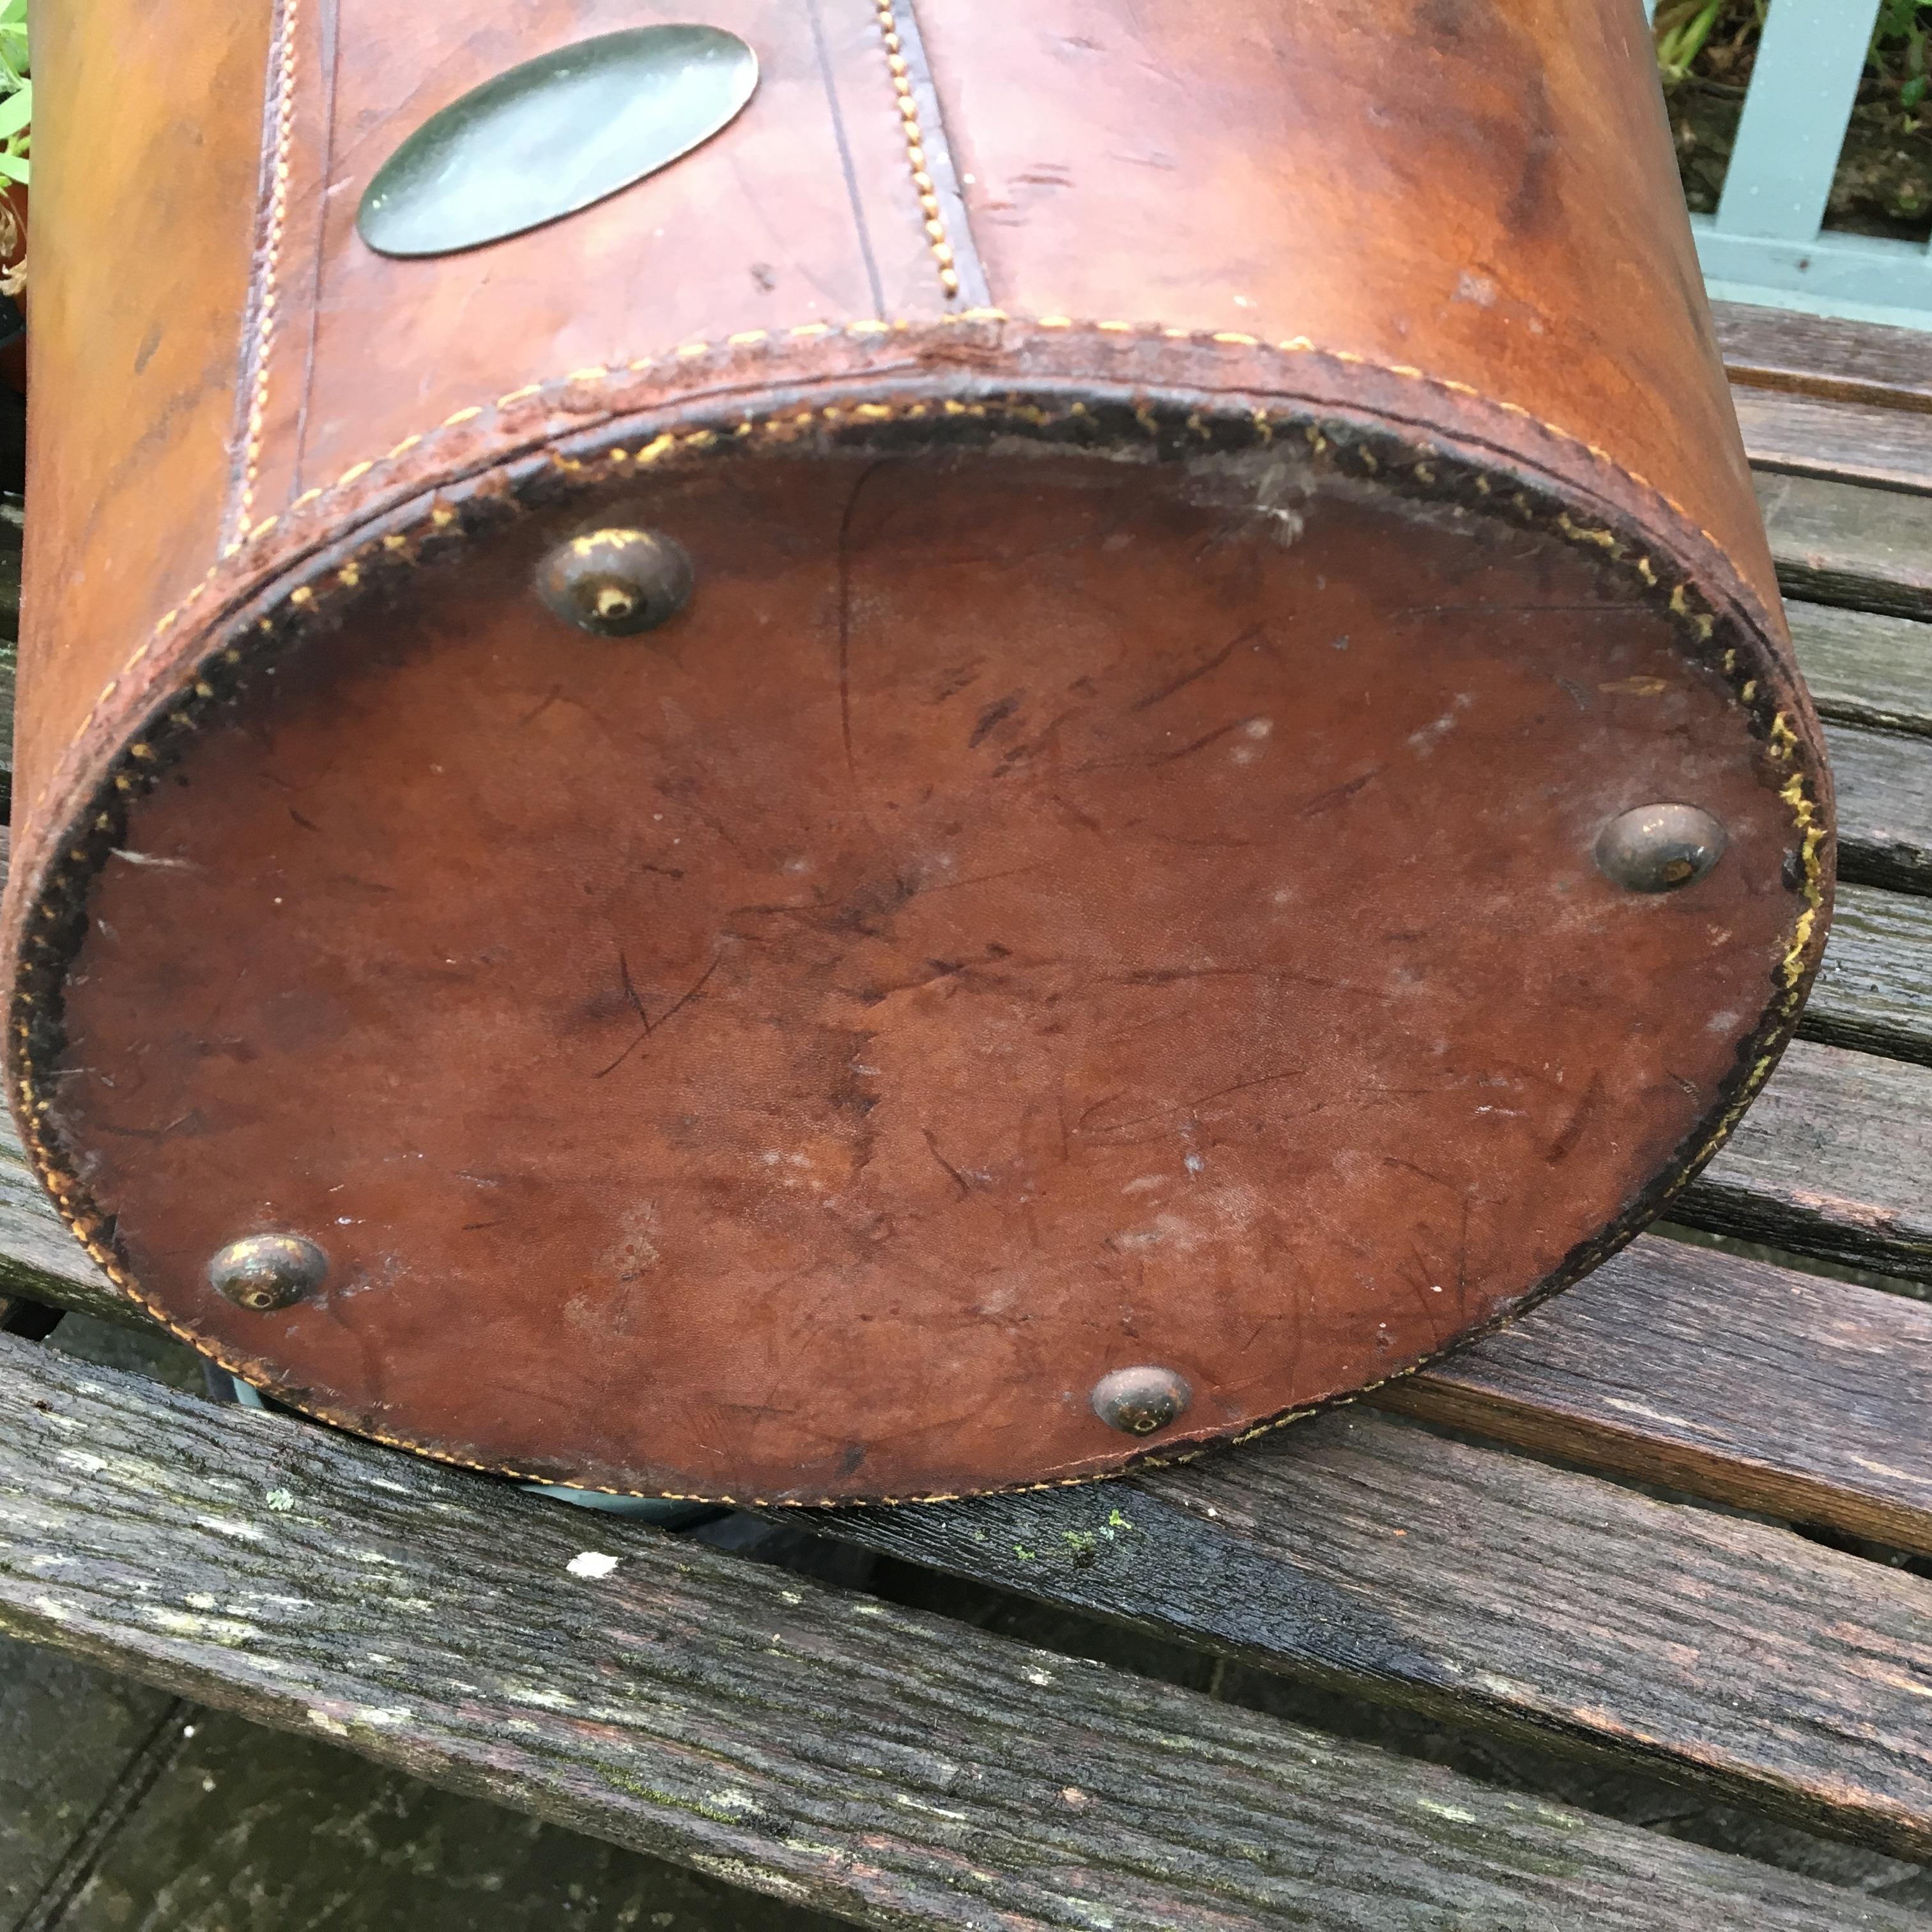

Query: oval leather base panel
[52,448,1805,1501]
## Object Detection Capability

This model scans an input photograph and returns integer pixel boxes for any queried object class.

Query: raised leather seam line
[873,1,961,299]
[8,379,1828,1507]
[35,309,1771,850]
[806,0,889,317]
[227,0,302,551]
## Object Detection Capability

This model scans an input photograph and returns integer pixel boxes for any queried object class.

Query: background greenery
[1655,0,1932,233]
[0,0,26,190]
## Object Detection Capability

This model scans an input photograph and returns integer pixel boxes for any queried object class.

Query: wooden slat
[809,1384,1932,1864]
[0,1119,131,1327]
[1802,882,1932,1066]
[1682,1038,1932,1284]
[1733,390,1932,498]
[1790,599,1932,739]
[1759,472,1932,622]
[1828,720,1932,896]
[1717,302,1932,417]
[0,1634,845,1932]
[1775,590,1932,910]
[7,1341,1909,1932]
[1384,1230,1932,1554]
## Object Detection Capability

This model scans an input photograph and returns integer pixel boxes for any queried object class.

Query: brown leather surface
[12,0,271,847]
[4,1,1833,1501]
[250,0,964,520]
[916,0,1778,620]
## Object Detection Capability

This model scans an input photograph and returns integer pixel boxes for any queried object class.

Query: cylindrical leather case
[6,0,1832,1503]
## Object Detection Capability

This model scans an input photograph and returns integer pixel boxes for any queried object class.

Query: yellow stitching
[1778,770,1826,989]
[23,314,1791,858]
[230,0,301,551]
[197,312,1773,562]
[874,0,960,300]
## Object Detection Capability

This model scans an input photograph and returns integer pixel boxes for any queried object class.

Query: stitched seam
[28,310,1761,844]
[6,376,1827,1507]
[229,0,302,551]
[872,1,960,300]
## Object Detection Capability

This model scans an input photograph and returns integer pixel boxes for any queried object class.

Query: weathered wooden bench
[1,301,1929,1929]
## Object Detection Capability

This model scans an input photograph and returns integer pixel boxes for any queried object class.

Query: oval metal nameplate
[357,26,758,258]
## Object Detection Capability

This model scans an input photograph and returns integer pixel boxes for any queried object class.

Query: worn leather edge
[0,320,1836,1505]
[13,317,1813,845]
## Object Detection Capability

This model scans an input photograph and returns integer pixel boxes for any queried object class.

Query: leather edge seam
[222,0,303,553]
[24,312,1783,844]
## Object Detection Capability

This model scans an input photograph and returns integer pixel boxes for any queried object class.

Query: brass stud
[535,527,694,637]
[208,1234,327,1312]
[1595,804,1727,893]
[1091,1365,1192,1436]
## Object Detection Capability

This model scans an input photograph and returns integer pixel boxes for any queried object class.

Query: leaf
[0,82,30,142]
[1905,71,1929,106]
[1873,0,1931,52]
[0,152,30,186]
[1657,0,1724,79]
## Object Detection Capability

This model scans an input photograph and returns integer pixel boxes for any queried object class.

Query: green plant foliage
[0,0,26,187]
[1656,0,1729,82]
[1871,0,1929,114]
[1657,0,1930,128]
